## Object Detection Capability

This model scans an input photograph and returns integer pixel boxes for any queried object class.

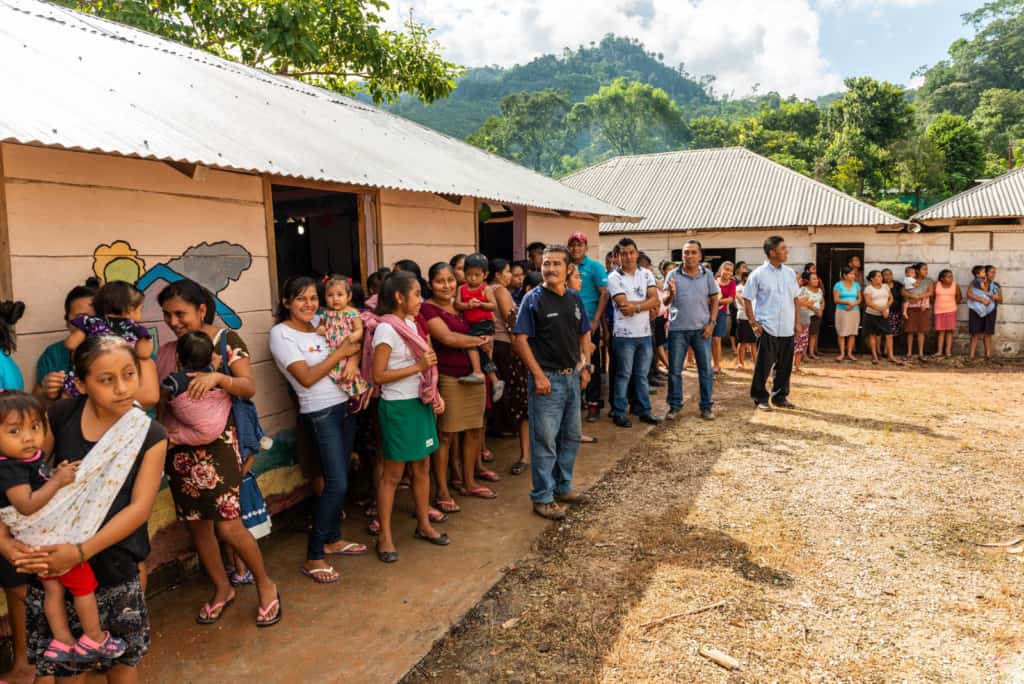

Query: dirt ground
[403,358,1024,683]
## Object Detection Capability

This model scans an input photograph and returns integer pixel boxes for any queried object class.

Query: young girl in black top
[0,336,167,682]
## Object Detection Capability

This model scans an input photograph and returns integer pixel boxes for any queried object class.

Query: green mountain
[384,35,712,139]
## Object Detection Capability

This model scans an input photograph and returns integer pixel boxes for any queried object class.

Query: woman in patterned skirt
[157,280,279,627]
[486,259,531,475]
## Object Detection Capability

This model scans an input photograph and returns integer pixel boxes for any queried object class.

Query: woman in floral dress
[156,280,279,626]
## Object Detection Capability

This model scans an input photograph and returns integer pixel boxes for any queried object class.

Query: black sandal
[376,542,399,563]
[510,460,528,476]
[414,529,451,546]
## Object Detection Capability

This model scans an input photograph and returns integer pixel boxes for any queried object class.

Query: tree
[916,0,1024,115]
[467,90,575,174]
[892,135,946,209]
[568,78,689,155]
[875,198,916,219]
[688,116,739,148]
[56,0,461,104]
[926,113,986,192]
[971,88,1024,166]
[823,77,914,150]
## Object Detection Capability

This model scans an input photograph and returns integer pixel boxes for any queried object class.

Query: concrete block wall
[602,225,1023,356]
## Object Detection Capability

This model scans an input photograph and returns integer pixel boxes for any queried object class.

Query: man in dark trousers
[742,235,802,411]
[513,245,593,521]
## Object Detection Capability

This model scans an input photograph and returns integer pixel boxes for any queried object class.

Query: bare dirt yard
[403,359,1024,683]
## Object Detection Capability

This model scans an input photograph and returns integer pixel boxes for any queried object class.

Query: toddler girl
[318,275,370,399]
[901,265,918,319]
[0,391,126,665]
[454,253,505,402]
[63,281,151,396]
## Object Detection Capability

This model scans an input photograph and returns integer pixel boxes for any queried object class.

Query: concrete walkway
[140,391,676,683]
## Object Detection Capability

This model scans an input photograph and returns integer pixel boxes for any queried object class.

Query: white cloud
[386,0,845,98]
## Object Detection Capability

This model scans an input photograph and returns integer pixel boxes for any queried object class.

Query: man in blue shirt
[742,236,802,411]
[664,239,720,420]
[568,231,609,422]
[514,245,593,521]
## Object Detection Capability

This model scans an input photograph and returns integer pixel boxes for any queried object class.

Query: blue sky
[817,0,974,90]
[386,0,980,98]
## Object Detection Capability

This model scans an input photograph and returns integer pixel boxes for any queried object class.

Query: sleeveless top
[934,281,958,314]
[490,285,513,344]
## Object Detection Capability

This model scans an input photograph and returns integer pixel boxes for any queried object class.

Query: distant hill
[382,35,712,139]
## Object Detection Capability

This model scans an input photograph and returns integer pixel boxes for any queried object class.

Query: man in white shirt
[742,235,802,411]
[606,238,662,428]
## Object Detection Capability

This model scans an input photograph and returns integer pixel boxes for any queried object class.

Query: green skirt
[378,398,438,462]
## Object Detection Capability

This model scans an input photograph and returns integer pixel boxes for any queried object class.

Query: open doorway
[814,242,864,350]
[478,204,514,262]
[272,185,363,288]
[701,248,736,274]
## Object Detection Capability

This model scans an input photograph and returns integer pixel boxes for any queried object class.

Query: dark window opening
[479,206,514,262]
[814,242,864,351]
[272,185,362,289]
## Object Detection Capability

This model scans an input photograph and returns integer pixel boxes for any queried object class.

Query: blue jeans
[611,336,653,418]
[668,329,714,410]
[528,372,582,504]
[302,402,357,560]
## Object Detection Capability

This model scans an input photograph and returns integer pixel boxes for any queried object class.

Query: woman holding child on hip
[158,280,280,625]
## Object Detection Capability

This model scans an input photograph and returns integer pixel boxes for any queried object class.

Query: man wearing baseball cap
[568,231,609,422]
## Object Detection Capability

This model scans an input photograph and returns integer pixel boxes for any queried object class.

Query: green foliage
[689,116,740,148]
[971,88,1024,163]
[387,35,710,139]
[925,113,986,192]
[569,78,689,156]
[466,90,575,175]
[892,135,946,209]
[823,77,914,150]
[55,0,460,104]
[916,1,1024,115]
[874,198,916,219]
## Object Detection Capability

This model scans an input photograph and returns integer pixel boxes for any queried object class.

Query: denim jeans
[302,402,357,560]
[528,371,582,504]
[668,329,714,410]
[611,336,653,418]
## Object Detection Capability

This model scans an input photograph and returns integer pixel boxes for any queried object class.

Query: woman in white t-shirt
[371,271,447,563]
[269,276,367,585]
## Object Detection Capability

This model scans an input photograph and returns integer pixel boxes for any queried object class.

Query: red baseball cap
[567,231,588,245]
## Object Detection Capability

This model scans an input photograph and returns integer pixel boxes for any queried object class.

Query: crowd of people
[0,230,1006,682]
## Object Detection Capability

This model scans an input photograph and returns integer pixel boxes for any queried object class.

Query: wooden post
[0,146,12,301]
[261,176,279,307]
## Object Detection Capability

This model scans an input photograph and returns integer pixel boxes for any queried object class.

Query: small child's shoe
[491,380,506,403]
[229,570,255,586]
[458,374,485,385]
[41,638,77,665]
[73,631,127,663]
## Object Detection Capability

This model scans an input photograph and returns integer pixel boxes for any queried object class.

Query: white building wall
[601,225,1023,356]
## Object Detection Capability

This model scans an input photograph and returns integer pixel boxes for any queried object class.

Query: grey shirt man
[667,266,720,331]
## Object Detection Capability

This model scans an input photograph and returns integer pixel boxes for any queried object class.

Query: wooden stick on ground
[641,600,727,631]
[699,646,741,671]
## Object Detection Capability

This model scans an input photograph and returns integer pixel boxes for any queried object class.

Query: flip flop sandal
[256,591,282,628]
[196,595,236,624]
[414,529,451,546]
[475,470,500,483]
[464,486,497,499]
[580,435,598,444]
[300,566,339,584]
[412,507,448,523]
[481,449,495,463]
[434,498,461,514]
[229,570,255,586]
[397,478,412,490]
[510,460,528,476]
[327,542,368,556]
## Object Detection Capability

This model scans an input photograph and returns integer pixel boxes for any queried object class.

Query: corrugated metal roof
[0,0,637,220]
[911,166,1024,222]
[560,147,904,233]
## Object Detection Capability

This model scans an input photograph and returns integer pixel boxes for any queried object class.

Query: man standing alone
[664,239,719,420]
[568,231,609,422]
[607,238,662,428]
[743,236,801,411]
[514,245,593,521]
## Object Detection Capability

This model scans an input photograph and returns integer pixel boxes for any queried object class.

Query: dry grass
[403,359,1024,683]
